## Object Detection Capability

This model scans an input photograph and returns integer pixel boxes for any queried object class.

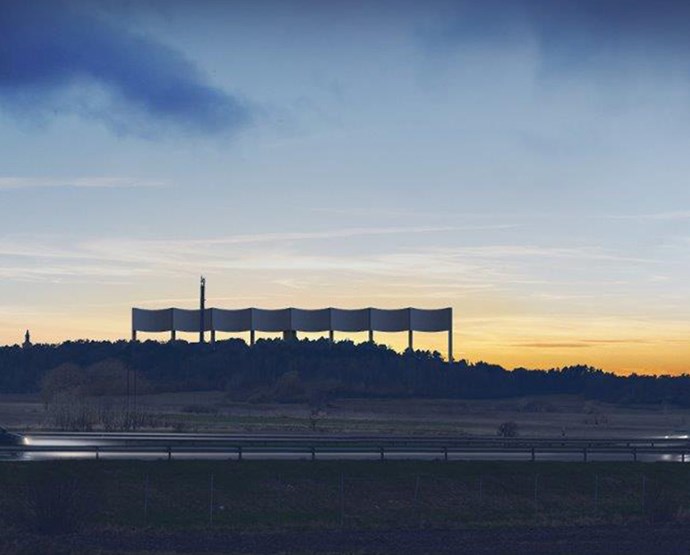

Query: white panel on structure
[134,306,453,338]
[410,308,452,332]
[172,308,212,332]
[370,308,411,332]
[252,308,291,332]
[211,308,252,332]
[330,308,371,332]
[290,308,331,332]
[132,308,173,332]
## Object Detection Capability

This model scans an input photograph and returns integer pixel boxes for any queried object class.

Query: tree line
[1,338,689,406]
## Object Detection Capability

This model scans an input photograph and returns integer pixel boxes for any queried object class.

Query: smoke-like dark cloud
[0,1,250,135]
[434,0,690,72]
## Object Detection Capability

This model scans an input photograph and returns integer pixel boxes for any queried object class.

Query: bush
[272,370,306,402]
[40,363,82,404]
[41,359,147,401]
[497,421,519,438]
[44,392,97,431]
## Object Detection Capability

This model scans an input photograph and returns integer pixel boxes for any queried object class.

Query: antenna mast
[200,275,206,343]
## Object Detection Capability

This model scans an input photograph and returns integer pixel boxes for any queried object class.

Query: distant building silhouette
[132,306,454,361]
[22,330,31,349]
[130,280,454,361]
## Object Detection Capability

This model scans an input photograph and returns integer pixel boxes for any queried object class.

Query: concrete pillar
[408,329,413,352]
[329,329,334,342]
[171,330,176,342]
[250,330,255,346]
[131,329,137,341]
[448,326,453,363]
[368,329,374,343]
[210,330,216,345]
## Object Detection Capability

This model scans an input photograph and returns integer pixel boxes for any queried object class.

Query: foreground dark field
[1,460,690,553]
[4,525,690,555]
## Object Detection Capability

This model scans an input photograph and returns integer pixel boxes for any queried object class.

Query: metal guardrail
[2,433,690,462]
[20,432,690,445]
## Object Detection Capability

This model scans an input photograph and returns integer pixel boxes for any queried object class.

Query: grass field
[5,391,690,438]
[0,459,687,531]
[0,459,689,554]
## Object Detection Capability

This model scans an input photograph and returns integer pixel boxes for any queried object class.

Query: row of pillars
[132,328,454,362]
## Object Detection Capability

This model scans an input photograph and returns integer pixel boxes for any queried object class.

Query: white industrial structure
[132,306,454,361]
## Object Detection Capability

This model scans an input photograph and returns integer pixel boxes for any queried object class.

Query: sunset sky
[1,0,690,374]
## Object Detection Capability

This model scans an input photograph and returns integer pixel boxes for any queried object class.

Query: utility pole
[200,276,206,343]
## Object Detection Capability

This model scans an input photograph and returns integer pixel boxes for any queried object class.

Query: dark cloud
[432,0,690,72]
[0,1,250,135]
[515,338,648,349]
[515,342,592,349]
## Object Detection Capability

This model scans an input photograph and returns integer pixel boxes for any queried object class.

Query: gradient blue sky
[1,0,690,373]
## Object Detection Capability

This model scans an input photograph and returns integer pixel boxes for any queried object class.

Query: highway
[2,432,690,462]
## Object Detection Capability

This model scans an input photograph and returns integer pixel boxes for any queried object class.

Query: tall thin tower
[199,275,206,343]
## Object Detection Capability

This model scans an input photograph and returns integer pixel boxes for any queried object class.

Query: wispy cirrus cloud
[607,211,690,221]
[0,228,656,290]
[513,342,591,349]
[0,225,482,264]
[0,227,477,280]
[88,225,510,250]
[0,264,149,282]
[0,176,167,190]
[0,1,250,136]
[515,339,650,349]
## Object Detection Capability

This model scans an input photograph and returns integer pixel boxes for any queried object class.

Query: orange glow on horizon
[2,279,689,377]
[3,314,689,376]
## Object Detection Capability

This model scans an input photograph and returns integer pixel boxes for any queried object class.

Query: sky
[1,0,690,374]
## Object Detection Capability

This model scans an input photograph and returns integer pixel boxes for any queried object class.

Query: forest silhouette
[2,338,689,406]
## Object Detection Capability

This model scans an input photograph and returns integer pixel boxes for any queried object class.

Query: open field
[4,392,690,438]
[0,459,688,530]
[5,525,690,555]
[1,460,690,553]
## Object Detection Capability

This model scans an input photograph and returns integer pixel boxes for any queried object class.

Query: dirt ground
[3,392,690,437]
